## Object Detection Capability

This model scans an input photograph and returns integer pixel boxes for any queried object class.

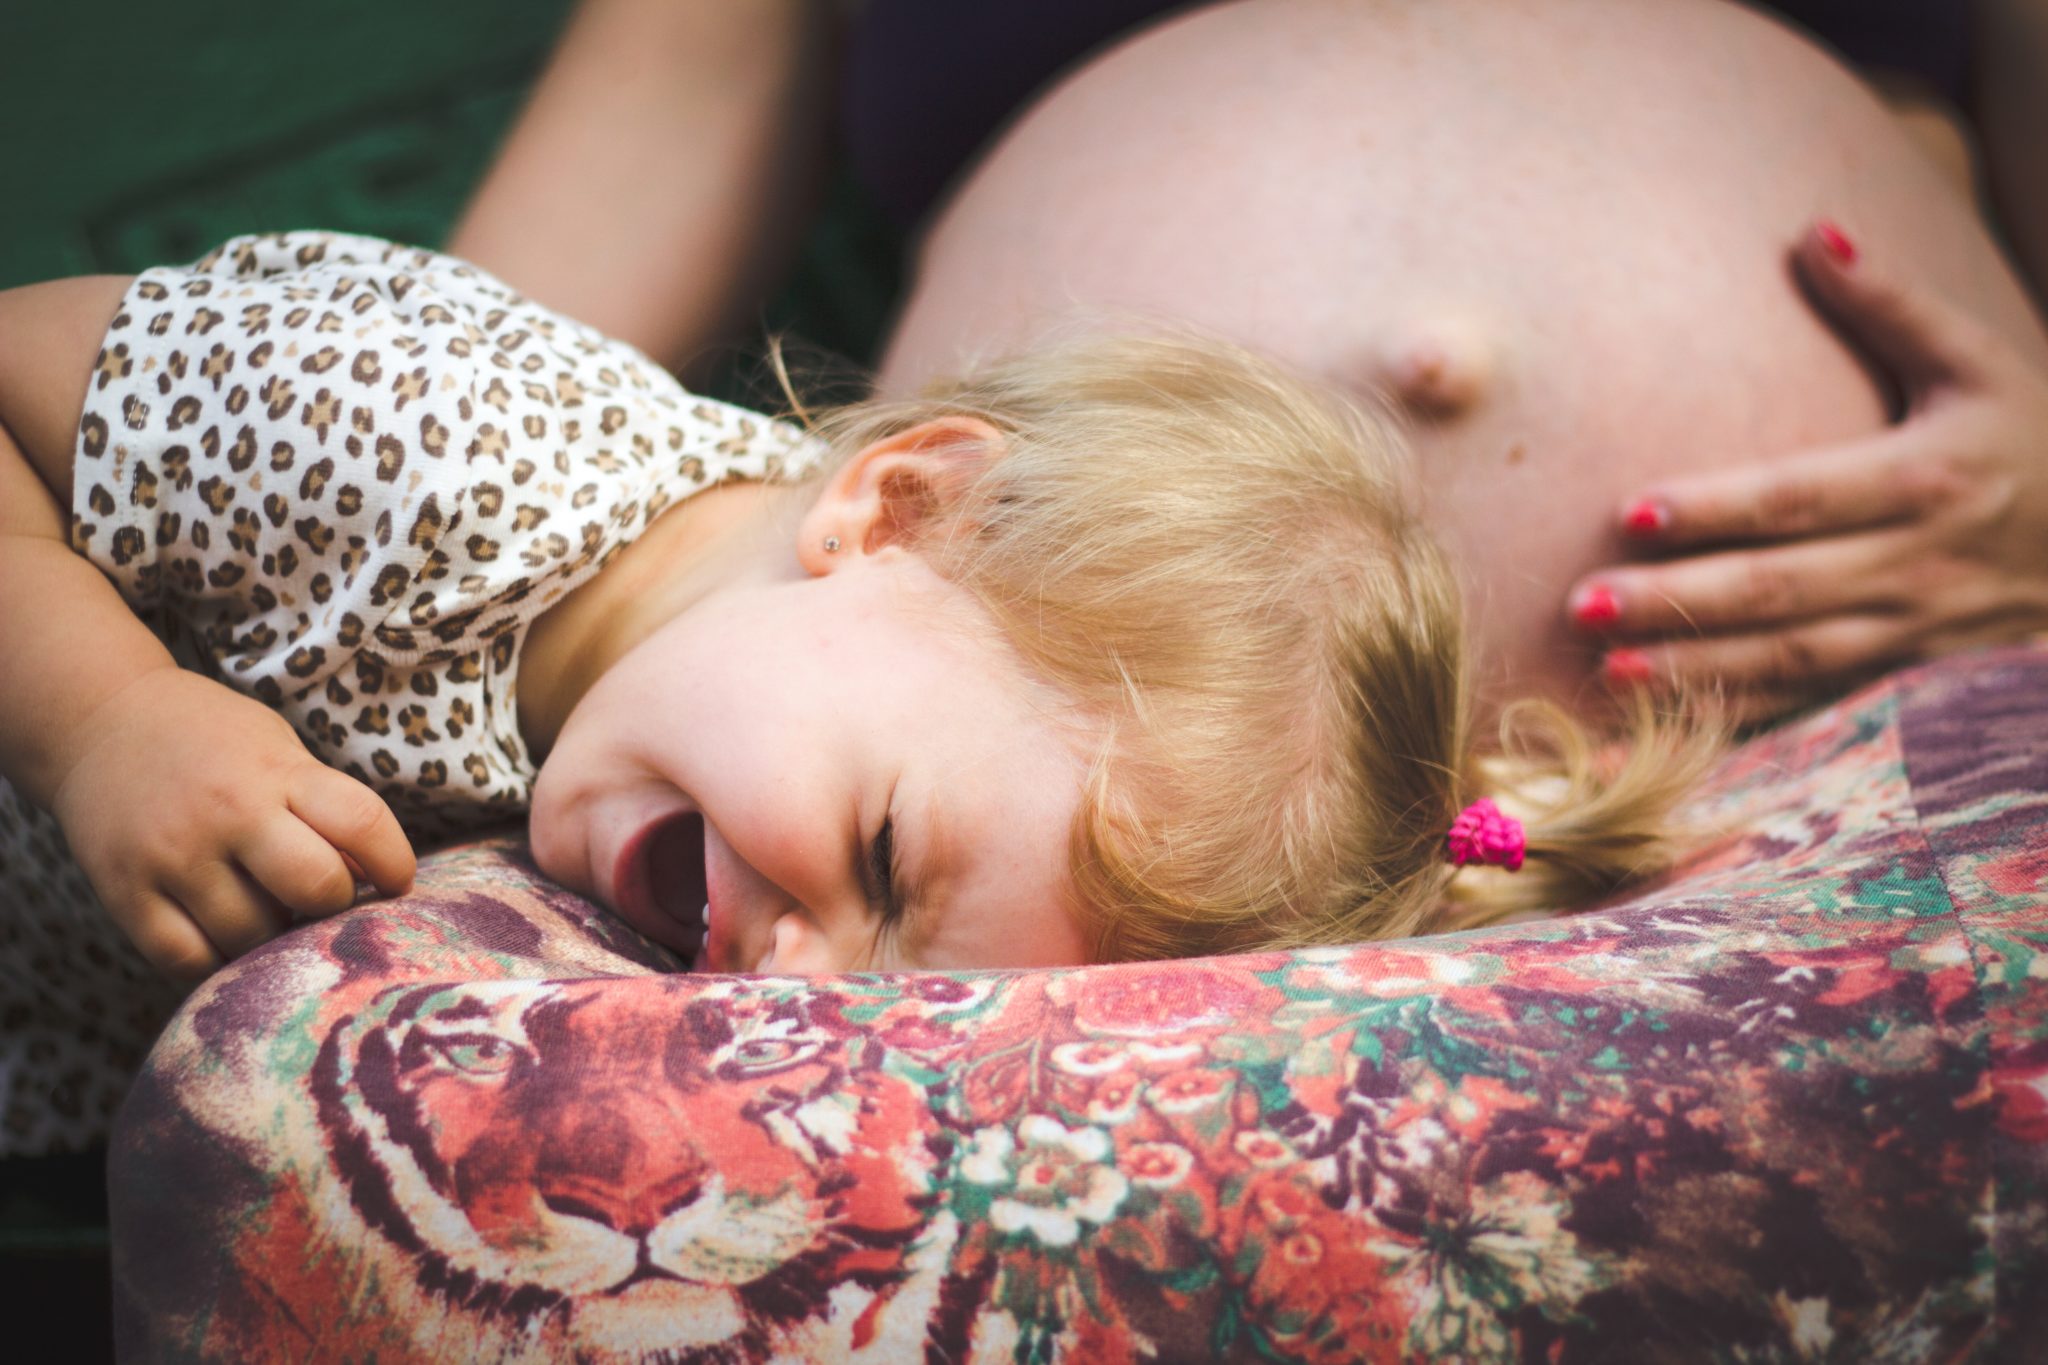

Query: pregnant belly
[881,0,2047,702]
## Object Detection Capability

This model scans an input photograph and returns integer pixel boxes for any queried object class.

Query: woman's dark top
[840,0,1973,230]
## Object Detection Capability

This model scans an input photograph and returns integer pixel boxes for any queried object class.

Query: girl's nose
[755,911,853,975]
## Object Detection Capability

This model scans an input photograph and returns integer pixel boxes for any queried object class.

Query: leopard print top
[79,230,820,834]
[0,231,819,1154]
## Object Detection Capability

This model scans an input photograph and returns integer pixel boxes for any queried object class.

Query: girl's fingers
[1600,613,1911,696]
[1569,529,1916,637]
[1614,427,1923,550]
[288,768,416,898]
[238,809,360,918]
[120,891,226,983]
[167,861,288,964]
[1791,219,2005,393]
[338,850,368,883]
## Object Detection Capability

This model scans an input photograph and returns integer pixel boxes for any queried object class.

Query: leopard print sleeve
[71,231,822,837]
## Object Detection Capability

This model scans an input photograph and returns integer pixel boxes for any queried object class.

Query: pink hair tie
[1446,798,1526,872]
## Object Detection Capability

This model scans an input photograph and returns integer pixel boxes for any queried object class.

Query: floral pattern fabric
[109,645,2048,1362]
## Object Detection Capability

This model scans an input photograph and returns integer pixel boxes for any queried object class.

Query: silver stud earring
[823,535,842,553]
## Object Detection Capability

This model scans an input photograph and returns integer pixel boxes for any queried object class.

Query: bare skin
[880,0,2048,708]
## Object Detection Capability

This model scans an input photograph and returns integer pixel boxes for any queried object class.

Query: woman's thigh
[881,0,2048,702]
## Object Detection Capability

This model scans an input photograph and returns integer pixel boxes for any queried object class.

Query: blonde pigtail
[1441,690,1729,929]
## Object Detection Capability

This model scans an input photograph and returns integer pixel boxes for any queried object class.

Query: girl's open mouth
[612,811,710,966]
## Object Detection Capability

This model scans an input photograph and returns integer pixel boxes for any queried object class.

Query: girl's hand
[50,669,415,981]
[1569,220,2048,721]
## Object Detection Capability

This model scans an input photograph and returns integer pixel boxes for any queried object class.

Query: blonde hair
[782,332,1721,960]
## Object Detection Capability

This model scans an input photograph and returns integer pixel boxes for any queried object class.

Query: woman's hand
[1568,220,2048,720]
[50,668,415,981]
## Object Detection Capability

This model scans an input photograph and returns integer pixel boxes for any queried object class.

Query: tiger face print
[311,978,945,1355]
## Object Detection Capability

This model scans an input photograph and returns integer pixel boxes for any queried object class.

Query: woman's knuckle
[1717,497,1766,539]
[1738,560,1799,618]
[1755,480,1826,535]
[1767,633,1822,684]
[1785,632,1823,675]
[1916,550,1976,597]
[1898,453,1973,508]
[1887,467,1934,510]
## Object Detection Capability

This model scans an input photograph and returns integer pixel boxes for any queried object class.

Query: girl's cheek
[525,803,575,890]
[527,750,605,895]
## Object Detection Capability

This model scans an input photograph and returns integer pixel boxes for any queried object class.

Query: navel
[1370,315,1496,422]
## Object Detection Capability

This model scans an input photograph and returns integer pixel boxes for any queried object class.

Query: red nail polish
[1623,498,1670,537]
[1602,648,1655,686]
[1815,219,1858,266]
[1571,584,1622,628]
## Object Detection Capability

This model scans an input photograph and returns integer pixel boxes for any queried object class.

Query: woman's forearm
[446,0,836,380]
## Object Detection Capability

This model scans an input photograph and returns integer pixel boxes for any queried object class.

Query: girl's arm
[0,277,181,806]
[0,279,414,980]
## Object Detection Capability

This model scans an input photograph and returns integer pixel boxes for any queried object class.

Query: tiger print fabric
[0,231,819,1155]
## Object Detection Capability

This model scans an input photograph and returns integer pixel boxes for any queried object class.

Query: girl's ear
[798,416,1003,572]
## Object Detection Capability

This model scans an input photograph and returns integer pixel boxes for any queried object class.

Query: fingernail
[1602,648,1655,687]
[1623,498,1670,537]
[1815,219,1858,266]
[1571,583,1622,628]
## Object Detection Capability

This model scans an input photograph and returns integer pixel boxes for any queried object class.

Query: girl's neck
[517,478,796,759]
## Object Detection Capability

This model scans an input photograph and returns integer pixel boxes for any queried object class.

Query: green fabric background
[0,0,902,385]
[3,1,572,285]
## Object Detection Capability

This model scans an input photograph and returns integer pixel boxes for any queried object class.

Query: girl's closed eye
[868,815,904,925]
